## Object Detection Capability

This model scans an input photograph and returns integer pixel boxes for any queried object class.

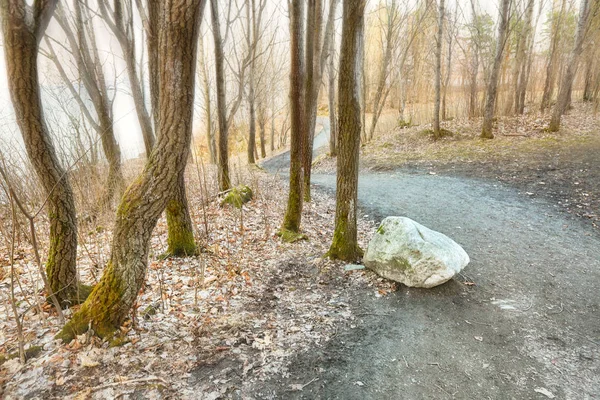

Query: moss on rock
[220,185,253,209]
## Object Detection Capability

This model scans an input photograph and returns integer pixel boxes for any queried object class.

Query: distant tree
[549,0,595,131]
[328,0,366,261]
[198,35,217,164]
[99,0,155,156]
[59,0,206,342]
[481,0,511,139]
[540,0,569,112]
[0,0,89,305]
[47,1,124,209]
[328,23,338,157]
[433,0,445,139]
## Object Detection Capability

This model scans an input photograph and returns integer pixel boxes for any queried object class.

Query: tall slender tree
[211,0,230,191]
[433,0,445,139]
[59,0,206,342]
[279,0,306,240]
[0,0,90,305]
[48,1,124,209]
[481,0,511,139]
[328,0,366,261]
[549,0,594,131]
[303,0,339,201]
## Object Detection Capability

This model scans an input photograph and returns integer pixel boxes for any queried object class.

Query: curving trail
[260,119,600,399]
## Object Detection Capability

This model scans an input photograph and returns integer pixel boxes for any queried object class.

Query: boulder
[364,217,469,288]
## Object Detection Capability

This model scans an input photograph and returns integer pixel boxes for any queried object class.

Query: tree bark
[1,0,88,305]
[328,0,366,261]
[210,0,230,191]
[433,0,444,138]
[481,0,511,139]
[328,32,337,157]
[549,0,593,131]
[58,0,206,342]
[280,0,306,237]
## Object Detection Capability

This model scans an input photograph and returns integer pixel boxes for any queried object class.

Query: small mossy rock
[220,185,253,209]
[364,217,469,288]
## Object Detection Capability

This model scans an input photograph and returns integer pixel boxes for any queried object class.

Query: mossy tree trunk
[328,0,366,262]
[58,0,206,342]
[101,0,196,256]
[166,171,197,256]
[1,0,87,306]
[210,0,231,191]
[480,0,510,139]
[281,0,306,235]
[549,0,593,132]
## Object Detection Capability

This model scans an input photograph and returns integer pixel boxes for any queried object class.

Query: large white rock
[364,217,469,288]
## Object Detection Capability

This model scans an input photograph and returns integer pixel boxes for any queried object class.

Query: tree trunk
[248,93,257,164]
[105,0,196,257]
[259,104,267,159]
[549,0,592,131]
[166,171,197,256]
[199,36,217,163]
[210,0,230,191]
[280,0,306,237]
[1,0,88,306]
[328,0,366,261]
[541,0,567,112]
[328,33,337,157]
[270,97,276,153]
[442,7,454,122]
[368,0,397,142]
[481,0,510,139]
[302,0,322,202]
[513,0,535,115]
[468,0,480,118]
[58,0,206,342]
[433,0,444,138]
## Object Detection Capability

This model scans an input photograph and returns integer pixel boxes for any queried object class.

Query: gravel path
[259,123,600,399]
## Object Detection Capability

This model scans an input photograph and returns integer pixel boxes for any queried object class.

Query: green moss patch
[277,229,308,243]
[0,346,43,365]
[220,185,253,209]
